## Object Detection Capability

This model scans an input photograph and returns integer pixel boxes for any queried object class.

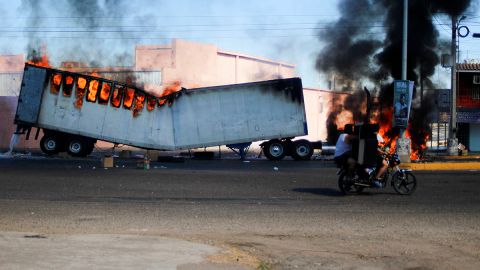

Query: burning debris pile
[317,0,476,160]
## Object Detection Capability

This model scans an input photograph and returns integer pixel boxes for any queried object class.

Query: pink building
[0,39,343,151]
[135,39,296,88]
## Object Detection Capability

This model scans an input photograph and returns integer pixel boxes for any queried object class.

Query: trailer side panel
[172,78,307,149]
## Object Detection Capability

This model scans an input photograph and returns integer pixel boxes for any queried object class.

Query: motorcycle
[337,151,417,195]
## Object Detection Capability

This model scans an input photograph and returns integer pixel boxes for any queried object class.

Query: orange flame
[111,85,124,108]
[63,75,74,96]
[158,81,182,107]
[123,88,135,109]
[87,80,99,102]
[50,73,62,94]
[147,96,156,111]
[75,77,87,108]
[374,106,428,160]
[133,92,145,117]
[27,45,51,68]
[99,82,111,104]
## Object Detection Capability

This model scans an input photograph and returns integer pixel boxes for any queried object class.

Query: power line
[2,14,342,20]
[0,25,388,34]
[0,31,387,40]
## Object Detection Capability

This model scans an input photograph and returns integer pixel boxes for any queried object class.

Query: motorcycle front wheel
[338,172,364,195]
[392,171,417,195]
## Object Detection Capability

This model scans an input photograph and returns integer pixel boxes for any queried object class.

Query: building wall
[302,88,349,142]
[135,39,296,88]
[0,55,24,97]
[0,55,24,73]
[135,45,173,70]
[0,96,41,150]
[0,73,23,96]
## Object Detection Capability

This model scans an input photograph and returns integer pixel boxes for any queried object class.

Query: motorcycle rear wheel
[392,171,417,195]
[338,173,364,195]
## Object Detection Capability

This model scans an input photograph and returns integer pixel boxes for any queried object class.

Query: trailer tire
[263,139,287,160]
[40,135,61,155]
[67,138,89,157]
[291,139,313,161]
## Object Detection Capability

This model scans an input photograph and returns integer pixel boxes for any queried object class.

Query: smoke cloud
[317,0,476,86]
[19,0,139,67]
[319,0,476,157]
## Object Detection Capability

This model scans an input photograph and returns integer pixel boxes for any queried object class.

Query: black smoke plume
[319,0,476,156]
[20,0,136,67]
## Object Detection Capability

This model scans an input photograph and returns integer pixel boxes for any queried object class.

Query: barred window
[473,85,480,99]
[473,75,480,84]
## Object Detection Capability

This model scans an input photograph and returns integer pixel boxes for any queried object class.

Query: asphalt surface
[1,155,479,269]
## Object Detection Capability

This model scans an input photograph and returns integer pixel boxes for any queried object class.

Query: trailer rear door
[15,66,47,125]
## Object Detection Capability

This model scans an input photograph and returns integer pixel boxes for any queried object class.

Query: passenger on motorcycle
[372,132,388,187]
[334,124,356,173]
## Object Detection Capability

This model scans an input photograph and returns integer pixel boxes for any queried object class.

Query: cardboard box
[101,156,114,168]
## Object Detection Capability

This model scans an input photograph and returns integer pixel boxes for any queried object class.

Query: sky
[0,0,479,89]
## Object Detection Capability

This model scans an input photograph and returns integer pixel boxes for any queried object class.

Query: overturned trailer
[14,64,320,160]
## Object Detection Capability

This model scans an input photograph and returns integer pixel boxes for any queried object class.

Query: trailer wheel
[67,138,88,157]
[40,135,60,155]
[291,139,313,161]
[263,139,286,160]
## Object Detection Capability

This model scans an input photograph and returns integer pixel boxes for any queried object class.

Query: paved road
[1,156,479,269]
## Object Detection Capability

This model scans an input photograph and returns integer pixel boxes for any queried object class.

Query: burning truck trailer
[13,64,321,160]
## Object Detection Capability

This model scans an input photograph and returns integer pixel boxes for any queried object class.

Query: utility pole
[401,0,408,81]
[447,16,459,156]
[397,0,411,163]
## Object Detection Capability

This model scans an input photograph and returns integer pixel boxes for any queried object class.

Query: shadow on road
[291,187,344,197]
[292,187,394,197]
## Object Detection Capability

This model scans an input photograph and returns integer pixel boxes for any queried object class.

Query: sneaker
[372,180,382,188]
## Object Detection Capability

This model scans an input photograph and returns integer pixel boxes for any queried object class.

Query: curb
[403,162,480,171]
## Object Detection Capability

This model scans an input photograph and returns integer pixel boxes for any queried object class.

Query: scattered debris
[24,234,47,239]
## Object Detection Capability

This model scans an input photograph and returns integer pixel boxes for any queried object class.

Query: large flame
[375,106,427,161]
